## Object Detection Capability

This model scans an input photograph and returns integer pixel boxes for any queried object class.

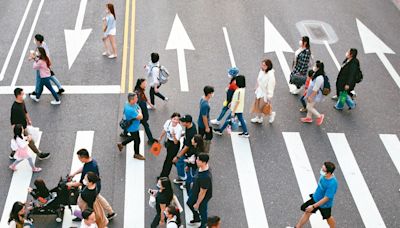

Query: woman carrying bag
[250,59,276,124]
[290,36,312,95]
[150,177,174,228]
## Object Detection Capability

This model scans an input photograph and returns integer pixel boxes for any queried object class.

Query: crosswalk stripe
[282,132,329,228]
[0,85,121,95]
[0,131,42,227]
[230,132,269,228]
[379,134,400,175]
[124,131,145,227]
[62,131,94,228]
[327,133,386,228]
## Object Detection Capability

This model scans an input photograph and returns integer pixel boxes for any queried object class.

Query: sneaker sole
[37,155,51,160]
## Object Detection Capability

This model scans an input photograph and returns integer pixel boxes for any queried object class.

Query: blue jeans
[35,70,62,93]
[187,194,209,228]
[185,166,197,196]
[216,106,229,121]
[335,94,356,110]
[36,77,59,101]
[176,156,186,180]
[220,112,248,133]
[300,95,307,108]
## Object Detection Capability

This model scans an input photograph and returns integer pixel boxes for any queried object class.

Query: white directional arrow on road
[356,18,400,89]
[64,0,92,69]
[166,14,195,92]
[264,16,296,91]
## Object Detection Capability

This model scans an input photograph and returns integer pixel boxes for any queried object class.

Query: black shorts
[300,195,332,220]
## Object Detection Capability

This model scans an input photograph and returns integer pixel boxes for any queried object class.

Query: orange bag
[150,142,161,156]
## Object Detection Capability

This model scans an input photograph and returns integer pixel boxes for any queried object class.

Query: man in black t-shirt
[173,115,197,185]
[10,88,50,160]
[187,153,212,228]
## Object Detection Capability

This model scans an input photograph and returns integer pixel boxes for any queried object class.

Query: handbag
[148,195,156,208]
[262,103,272,115]
[26,125,40,142]
[229,117,239,130]
[150,141,161,156]
[339,91,347,106]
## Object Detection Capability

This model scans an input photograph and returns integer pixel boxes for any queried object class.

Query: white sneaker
[251,117,260,123]
[331,95,338,100]
[258,117,264,123]
[147,104,154,110]
[210,119,220,125]
[269,112,276,123]
[50,100,61,105]
[164,97,169,102]
[102,51,109,56]
[108,54,117,59]
[290,87,302,95]
[30,95,40,102]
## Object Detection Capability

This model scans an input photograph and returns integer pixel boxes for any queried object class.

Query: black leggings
[159,140,180,178]
[150,86,165,105]
[122,131,140,155]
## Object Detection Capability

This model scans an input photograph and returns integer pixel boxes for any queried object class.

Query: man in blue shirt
[288,161,338,228]
[117,93,145,160]
[197,86,214,152]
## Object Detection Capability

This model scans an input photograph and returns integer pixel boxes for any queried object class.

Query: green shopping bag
[339,91,347,106]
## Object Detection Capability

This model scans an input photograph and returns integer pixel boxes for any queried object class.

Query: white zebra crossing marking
[282,132,329,228]
[328,133,386,228]
[0,131,42,227]
[0,85,121,94]
[379,134,400,175]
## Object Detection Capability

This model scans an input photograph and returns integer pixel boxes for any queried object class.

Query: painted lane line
[124,131,145,227]
[282,132,329,228]
[222,27,236,67]
[127,0,136,92]
[230,132,269,228]
[177,137,193,227]
[376,52,400,89]
[11,0,45,86]
[0,131,42,227]
[379,134,400,175]
[62,131,94,228]
[0,0,34,81]
[0,85,121,94]
[327,133,386,228]
[120,0,130,93]
[323,40,340,70]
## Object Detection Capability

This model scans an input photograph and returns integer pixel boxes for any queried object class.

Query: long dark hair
[302,36,310,49]
[86,171,101,184]
[192,134,205,152]
[262,59,273,73]
[106,3,116,20]
[8,201,24,224]
[34,178,49,196]
[313,60,325,80]
[13,124,24,140]
[37,47,51,68]
[134,78,146,92]
[159,177,173,202]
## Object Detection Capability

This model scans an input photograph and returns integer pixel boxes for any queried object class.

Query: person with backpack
[290,36,312,95]
[299,70,314,112]
[300,61,326,126]
[145,53,169,108]
[165,205,180,228]
[333,48,360,110]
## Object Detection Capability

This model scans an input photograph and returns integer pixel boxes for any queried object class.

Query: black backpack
[320,75,331,96]
[355,68,363,83]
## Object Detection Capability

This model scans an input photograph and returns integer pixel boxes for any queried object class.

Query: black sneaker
[212,128,223,136]
[9,151,15,160]
[190,219,201,224]
[107,212,117,220]
[37,152,50,160]
[72,217,82,222]
[29,91,36,96]
[57,88,65,95]
[238,132,250,138]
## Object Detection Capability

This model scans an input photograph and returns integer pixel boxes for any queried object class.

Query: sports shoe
[269,112,276,123]
[212,129,223,136]
[316,114,325,126]
[180,184,186,190]
[30,91,36,96]
[173,178,185,185]
[108,54,117,59]
[290,87,302,95]
[147,104,155,110]
[9,164,17,171]
[299,107,307,112]
[72,217,82,222]
[190,219,201,224]
[251,117,260,123]
[9,151,15,160]
[32,167,42,172]
[30,95,40,102]
[238,132,250,138]
[164,97,169,102]
[300,117,313,123]
[210,119,220,125]
[57,88,65,95]
[133,154,145,160]
[331,95,338,101]
[102,51,109,56]
[107,212,117,220]
[50,100,61,105]
[37,153,50,160]
[117,143,124,152]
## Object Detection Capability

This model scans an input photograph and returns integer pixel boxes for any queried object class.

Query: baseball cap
[180,114,193,123]
[228,67,239,77]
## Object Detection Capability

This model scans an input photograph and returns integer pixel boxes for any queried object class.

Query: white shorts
[104,27,116,37]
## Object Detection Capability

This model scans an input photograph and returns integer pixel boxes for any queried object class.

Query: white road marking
[11,0,45,86]
[323,40,340,70]
[124,131,145,227]
[62,130,94,228]
[230,132,269,228]
[222,27,236,67]
[166,14,195,92]
[282,132,329,228]
[0,85,121,94]
[0,0,34,81]
[0,131,42,227]
[379,134,400,175]
[327,133,386,228]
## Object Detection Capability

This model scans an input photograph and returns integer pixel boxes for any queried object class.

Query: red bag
[150,142,161,156]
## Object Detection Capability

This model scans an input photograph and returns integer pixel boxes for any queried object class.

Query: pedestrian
[250,59,276,124]
[290,36,312,94]
[102,3,117,58]
[81,208,98,228]
[68,149,117,221]
[150,177,174,228]
[31,34,64,96]
[117,92,146,160]
[28,178,50,199]
[300,61,325,126]
[210,67,239,125]
[187,153,212,228]
[213,75,249,137]
[158,112,183,178]
[134,78,155,144]
[172,114,197,186]
[333,48,359,110]
[287,161,338,228]
[299,70,314,112]
[8,201,33,228]
[145,53,168,107]
[207,216,221,228]
[197,86,214,152]
[10,88,50,160]
[28,47,61,105]
[9,124,42,172]
[164,205,180,228]
[182,135,204,194]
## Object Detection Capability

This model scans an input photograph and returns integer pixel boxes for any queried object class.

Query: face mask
[320,169,327,177]
[156,183,161,189]
[22,94,26,100]
[83,179,88,186]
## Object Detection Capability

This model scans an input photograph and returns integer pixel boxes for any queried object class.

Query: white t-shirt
[163,120,182,141]
[80,220,98,228]
[166,217,178,228]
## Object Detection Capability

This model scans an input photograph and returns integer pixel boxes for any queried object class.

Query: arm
[345,61,358,89]
[158,130,166,142]
[32,60,43,70]
[194,188,208,209]
[202,116,210,132]
[159,203,167,225]
[25,112,32,126]
[305,196,329,212]
[70,167,83,177]
[265,75,276,102]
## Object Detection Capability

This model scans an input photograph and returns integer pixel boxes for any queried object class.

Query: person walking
[183,135,204,194]
[9,124,42,172]
[250,59,276,124]
[300,61,325,126]
[134,78,155,144]
[145,53,168,107]
[197,86,214,152]
[333,48,359,110]
[10,88,50,160]
[290,36,312,94]
[158,112,183,178]
[102,3,117,58]
[213,75,249,137]
[187,153,212,228]
[299,70,314,112]
[117,93,146,160]
[8,201,33,228]
[29,47,61,105]
[150,177,174,228]
[287,161,338,228]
